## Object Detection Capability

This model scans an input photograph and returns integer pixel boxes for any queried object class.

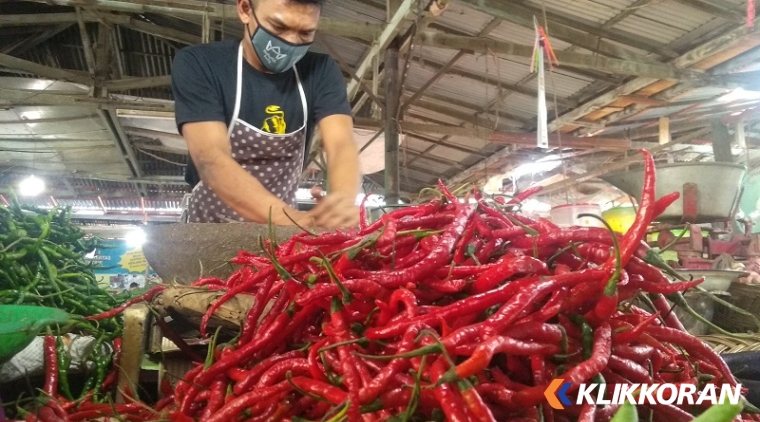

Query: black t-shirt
[171,39,352,186]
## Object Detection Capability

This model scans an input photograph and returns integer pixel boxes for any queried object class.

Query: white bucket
[550,203,604,228]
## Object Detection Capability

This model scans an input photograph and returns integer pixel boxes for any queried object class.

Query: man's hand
[308,191,360,229]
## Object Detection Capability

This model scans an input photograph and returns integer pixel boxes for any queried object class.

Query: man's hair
[254,0,325,6]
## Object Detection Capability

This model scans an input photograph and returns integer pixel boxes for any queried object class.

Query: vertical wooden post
[384,38,401,204]
[658,117,670,145]
[711,119,734,163]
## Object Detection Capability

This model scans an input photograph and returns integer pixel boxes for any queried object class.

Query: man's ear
[238,0,252,25]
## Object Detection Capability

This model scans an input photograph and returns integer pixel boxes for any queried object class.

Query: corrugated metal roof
[615,1,718,45]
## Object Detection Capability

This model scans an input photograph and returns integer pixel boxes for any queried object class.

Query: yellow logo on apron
[262,105,286,134]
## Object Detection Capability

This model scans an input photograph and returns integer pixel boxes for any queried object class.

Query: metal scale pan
[602,162,747,224]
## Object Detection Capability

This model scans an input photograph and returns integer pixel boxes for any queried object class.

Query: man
[172,0,360,229]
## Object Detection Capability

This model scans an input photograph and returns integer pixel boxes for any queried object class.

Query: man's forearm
[197,152,301,224]
[326,141,360,198]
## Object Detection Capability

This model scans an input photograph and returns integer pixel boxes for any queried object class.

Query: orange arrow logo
[545,378,566,410]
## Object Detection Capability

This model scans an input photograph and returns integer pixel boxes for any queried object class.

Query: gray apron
[187,43,308,223]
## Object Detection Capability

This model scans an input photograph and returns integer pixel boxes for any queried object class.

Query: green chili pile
[25,150,760,421]
[0,197,117,324]
[0,194,129,405]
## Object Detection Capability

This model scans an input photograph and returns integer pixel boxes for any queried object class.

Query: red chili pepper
[430,358,476,422]
[613,343,655,362]
[295,278,389,307]
[607,355,652,383]
[492,224,541,239]
[510,323,611,408]
[256,358,311,387]
[507,186,543,205]
[647,325,738,386]
[643,403,694,422]
[199,376,228,420]
[519,287,569,324]
[450,336,561,379]
[290,376,347,405]
[239,273,276,346]
[183,312,291,411]
[578,402,596,422]
[368,205,475,288]
[652,191,680,219]
[203,380,292,422]
[453,219,478,264]
[612,312,660,344]
[437,179,459,204]
[100,337,122,392]
[86,286,166,321]
[233,350,305,394]
[43,335,58,398]
[650,294,687,332]
[486,269,608,334]
[457,379,497,422]
[375,216,398,249]
[511,227,618,249]
[471,255,549,293]
[605,150,656,272]
[628,275,704,294]
[329,304,363,422]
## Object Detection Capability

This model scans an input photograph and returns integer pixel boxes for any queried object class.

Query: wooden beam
[75,7,97,76]
[0,53,91,84]
[456,0,676,60]
[104,76,172,91]
[489,132,631,151]
[0,87,175,112]
[418,31,703,81]
[346,0,419,100]
[21,2,381,40]
[384,38,401,203]
[618,95,668,107]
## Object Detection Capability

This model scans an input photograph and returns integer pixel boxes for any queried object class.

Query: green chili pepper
[692,401,743,422]
[610,400,637,422]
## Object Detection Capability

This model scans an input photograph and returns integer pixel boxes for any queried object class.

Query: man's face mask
[247,1,312,73]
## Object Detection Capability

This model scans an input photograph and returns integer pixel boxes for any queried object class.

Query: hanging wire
[542,1,570,204]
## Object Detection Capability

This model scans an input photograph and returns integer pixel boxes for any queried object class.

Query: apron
[187,43,308,223]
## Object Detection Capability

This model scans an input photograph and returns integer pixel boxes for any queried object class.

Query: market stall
[3,151,760,421]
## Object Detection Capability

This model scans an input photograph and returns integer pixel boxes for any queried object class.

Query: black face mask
[246,0,312,73]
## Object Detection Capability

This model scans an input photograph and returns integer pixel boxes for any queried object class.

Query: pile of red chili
[26,150,760,421]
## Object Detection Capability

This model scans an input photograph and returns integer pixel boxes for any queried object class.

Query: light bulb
[18,175,45,197]
[125,228,147,248]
